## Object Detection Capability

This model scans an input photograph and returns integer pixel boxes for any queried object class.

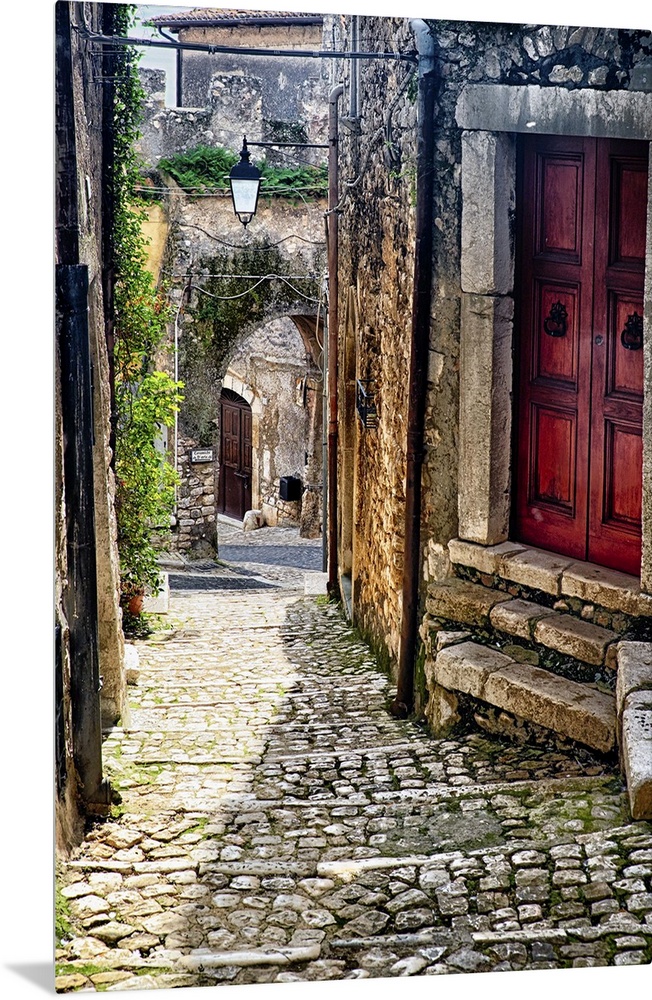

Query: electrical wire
[192,276,322,304]
[169,221,326,250]
[165,271,321,280]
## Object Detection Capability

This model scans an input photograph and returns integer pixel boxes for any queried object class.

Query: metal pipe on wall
[327,84,344,595]
[392,20,437,717]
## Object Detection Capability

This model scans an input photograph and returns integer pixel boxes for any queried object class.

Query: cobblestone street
[55,528,652,992]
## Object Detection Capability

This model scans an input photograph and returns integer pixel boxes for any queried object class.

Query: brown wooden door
[514,135,647,576]
[218,389,252,519]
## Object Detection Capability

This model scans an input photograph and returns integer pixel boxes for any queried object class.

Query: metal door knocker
[621,311,643,351]
[543,301,568,337]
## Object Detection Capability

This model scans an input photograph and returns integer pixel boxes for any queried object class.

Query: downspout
[327,83,344,595]
[391,20,437,717]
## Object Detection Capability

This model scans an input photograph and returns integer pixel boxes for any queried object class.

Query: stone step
[425,578,511,625]
[433,641,616,753]
[616,642,652,820]
[429,584,619,668]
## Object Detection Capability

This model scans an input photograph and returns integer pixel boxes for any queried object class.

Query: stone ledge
[616,642,652,718]
[425,579,511,625]
[489,598,557,639]
[449,538,526,576]
[621,695,652,820]
[433,640,616,752]
[561,562,652,618]
[533,614,618,666]
[446,538,652,614]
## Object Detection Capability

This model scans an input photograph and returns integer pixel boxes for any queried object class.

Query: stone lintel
[456,85,652,140]
[621,697,652,820]
[458,294,514,546]
[561,561,652,617]
[499,548,575,596]
[448,537,527,576]
[489,598,557,640]
[533,615,617,667]
[482,663,616,753]
[616,642,652,718]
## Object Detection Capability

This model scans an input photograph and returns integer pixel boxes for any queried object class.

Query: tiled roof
[149,8,323,26]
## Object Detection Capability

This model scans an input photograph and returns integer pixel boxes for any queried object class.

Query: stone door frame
[455,83,652,590]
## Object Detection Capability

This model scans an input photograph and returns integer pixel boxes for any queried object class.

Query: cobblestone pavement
[56,537,652,992]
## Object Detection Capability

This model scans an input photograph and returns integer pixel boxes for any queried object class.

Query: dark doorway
[514,135,648,577]
[218,388,252,520]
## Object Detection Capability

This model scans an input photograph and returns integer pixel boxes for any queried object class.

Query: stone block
[616,642,652,718]
[424,682,460,737]
[461,130,515,296]
[448,538,527,576]
[434,641,513,700]
[500,548,575,595]
[489,598,556,639]
[533,614,617,666]
[458,293,514,545]
[482,662,616,752]
[621,694,652,820]
[425,578,510,625]
[561,561,652,617]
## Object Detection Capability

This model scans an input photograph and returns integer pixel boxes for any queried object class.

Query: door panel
[515,135,647,576]
[587,139,647,575]
[515,136,595,558]
[218,391,252,519]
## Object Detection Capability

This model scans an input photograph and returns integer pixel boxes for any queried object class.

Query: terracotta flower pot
[127,593,144,615]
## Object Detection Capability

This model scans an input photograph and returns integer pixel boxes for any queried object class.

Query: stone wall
[174,434,217,555]
[55,1,126,854]
[335,17,652,673]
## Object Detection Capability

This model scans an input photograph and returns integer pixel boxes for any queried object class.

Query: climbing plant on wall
[112,5,183,601]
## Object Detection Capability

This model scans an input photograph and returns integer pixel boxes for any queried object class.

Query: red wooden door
[218,390,252,519]
[515,135,647,576]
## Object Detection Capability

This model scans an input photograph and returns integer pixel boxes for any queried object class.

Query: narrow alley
[55,527,652,991]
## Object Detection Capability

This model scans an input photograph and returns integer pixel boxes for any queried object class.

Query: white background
[1,2,651,999]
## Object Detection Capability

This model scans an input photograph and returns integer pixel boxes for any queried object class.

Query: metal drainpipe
[327,83,344,596]
[391,20,437,718]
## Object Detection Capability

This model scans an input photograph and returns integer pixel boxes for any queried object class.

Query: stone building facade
[55,1,127,853]
[135,10,330,551]
[332,16,652,813]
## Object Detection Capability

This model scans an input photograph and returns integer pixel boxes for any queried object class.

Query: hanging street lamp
[229,137,261,227]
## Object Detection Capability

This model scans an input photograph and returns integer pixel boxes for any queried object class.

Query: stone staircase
[420,541,652,819]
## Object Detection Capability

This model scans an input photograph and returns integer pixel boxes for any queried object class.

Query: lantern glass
[229,138,262,227]
[229,177,260,223]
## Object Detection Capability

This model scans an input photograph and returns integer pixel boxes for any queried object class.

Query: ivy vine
[112,5,183,600]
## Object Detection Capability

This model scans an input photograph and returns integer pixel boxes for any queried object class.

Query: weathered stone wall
[336,17,652,672]
[55,1,126,854]
[334,16,420,669]
[174,434,217,554]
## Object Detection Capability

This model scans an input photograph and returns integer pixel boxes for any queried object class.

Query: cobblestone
[56,535,652,989]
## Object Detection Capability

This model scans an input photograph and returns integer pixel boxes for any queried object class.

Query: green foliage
[180,241,322,442]
[159,145,238,191]
[158,144,328,201]
[55,884,72,945]
[112,7,183,600]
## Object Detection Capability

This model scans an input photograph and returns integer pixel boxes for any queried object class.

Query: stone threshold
[448,538,652,617]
